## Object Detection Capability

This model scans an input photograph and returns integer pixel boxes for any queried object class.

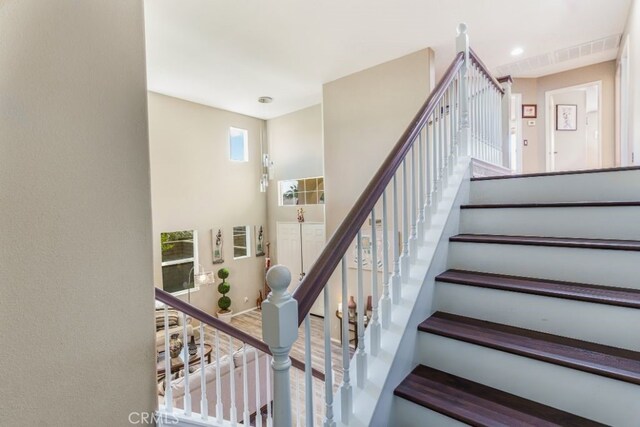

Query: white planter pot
[217,310,233,323]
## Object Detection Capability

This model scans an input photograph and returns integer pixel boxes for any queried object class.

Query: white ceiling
[144,0,631,119]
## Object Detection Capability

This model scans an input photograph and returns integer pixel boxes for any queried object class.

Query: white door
[276,222,326,315]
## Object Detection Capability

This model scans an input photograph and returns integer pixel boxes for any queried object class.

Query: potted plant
[216,267,233,323]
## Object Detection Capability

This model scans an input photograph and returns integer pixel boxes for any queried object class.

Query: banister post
[456,23,471,157]
[500,76,513,168]
[262,265,298,427]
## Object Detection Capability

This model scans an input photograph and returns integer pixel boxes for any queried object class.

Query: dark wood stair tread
[471,165,640,181]
[436,269,640,309]
[394,365,605,427]
[461,201,640,209]
[450,234,640,252]
[419,312,640,385]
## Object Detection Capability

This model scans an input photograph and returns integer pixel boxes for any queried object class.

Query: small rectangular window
[233,225,251,259]
[229,127,248,162]
[278,176,325,206]
[160,230,198,293]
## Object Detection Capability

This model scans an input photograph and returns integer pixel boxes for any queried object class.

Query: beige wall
[148,92,267,317]
[513,61,616,173]
[0,1,157,425]
[620,0,640,161]
[323,48,434,237]
[266,104,325,264]
[322,48,434,335]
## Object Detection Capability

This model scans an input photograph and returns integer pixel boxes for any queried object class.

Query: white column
[263,265,298,427]
[456,23,471,157]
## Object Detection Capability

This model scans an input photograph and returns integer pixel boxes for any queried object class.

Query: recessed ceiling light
[510,47,524,57]
[258,96,273,104]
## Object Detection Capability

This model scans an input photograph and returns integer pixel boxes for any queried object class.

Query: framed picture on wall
[211,228,224,264]
[522,104,537,118]
[556,104,578,131]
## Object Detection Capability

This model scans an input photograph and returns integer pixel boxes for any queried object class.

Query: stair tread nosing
[450,234,640,251]
[460,201,640,209]
[394,365,606,427]
[436,269,640,309]
[419,312,640,384]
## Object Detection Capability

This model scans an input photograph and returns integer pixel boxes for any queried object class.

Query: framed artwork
[255,225,265,257]
[522,104,537,118]
[211,228,224,264]
[556,104,577,131]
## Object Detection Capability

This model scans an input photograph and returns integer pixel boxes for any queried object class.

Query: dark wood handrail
[291,52,465,325]
[469,48,505,94]
[155,287,325,381]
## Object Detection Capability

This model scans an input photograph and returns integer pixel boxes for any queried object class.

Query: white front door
[276,222,326,315]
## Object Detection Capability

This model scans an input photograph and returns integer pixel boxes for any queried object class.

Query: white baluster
[409,144,418,258]
[456,23,471,157]
[439,101,446,197]
[263,265,298,427]
[266,355,272,427]
[381,190,391,329]
[433,106,440,201]
[228,335,237,425]
[340,256,352,423]
[163,306,173,412]
[242,344,250,424]
[254,347,262,427]
[370,209,380,356]
[448,86,455,176]
[417,129,425,241]
[199,323,208,420]
[356,231,367,387]
[425,117,433,219]
[400,159,410,282]
[295,368,301,427]
[183,313,191,416]
[323,279,336,427]
[215,330,223,424]
[304,315,314,426]
[391,175,401,303]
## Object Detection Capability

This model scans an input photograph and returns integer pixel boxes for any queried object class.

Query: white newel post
[456,23,471,157]
[263,265,298,427]
[500,76,513,168]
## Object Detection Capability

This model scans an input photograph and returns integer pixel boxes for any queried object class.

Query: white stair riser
[392,395,467,427]
[470,169,640,204]
[417,333,640,427]
[460,206,640,240]
[449,242,640,289]
[434,282,640,351]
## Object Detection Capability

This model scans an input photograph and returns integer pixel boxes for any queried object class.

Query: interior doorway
[510,93,523,173]
[276,221,326,315]
[545,81,603,172]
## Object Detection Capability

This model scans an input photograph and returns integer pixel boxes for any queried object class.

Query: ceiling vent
[496,34,621,76]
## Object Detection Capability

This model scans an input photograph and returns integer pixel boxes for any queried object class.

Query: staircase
[393,167,640,426]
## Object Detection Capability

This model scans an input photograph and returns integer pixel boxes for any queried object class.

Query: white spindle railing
[154,23,509,427]
[258,23,510,427]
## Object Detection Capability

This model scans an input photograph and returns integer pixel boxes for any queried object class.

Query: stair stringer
[334,156,472,427]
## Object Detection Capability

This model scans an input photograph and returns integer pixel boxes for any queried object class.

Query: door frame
[617,34,631,165]
[511,93,523,173]
[545,80,603,172]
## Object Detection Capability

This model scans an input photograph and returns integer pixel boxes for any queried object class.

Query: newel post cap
[262,265,298,348]
[457,22,468,35]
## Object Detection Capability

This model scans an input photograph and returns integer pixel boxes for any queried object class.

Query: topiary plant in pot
[216,267,233,323]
